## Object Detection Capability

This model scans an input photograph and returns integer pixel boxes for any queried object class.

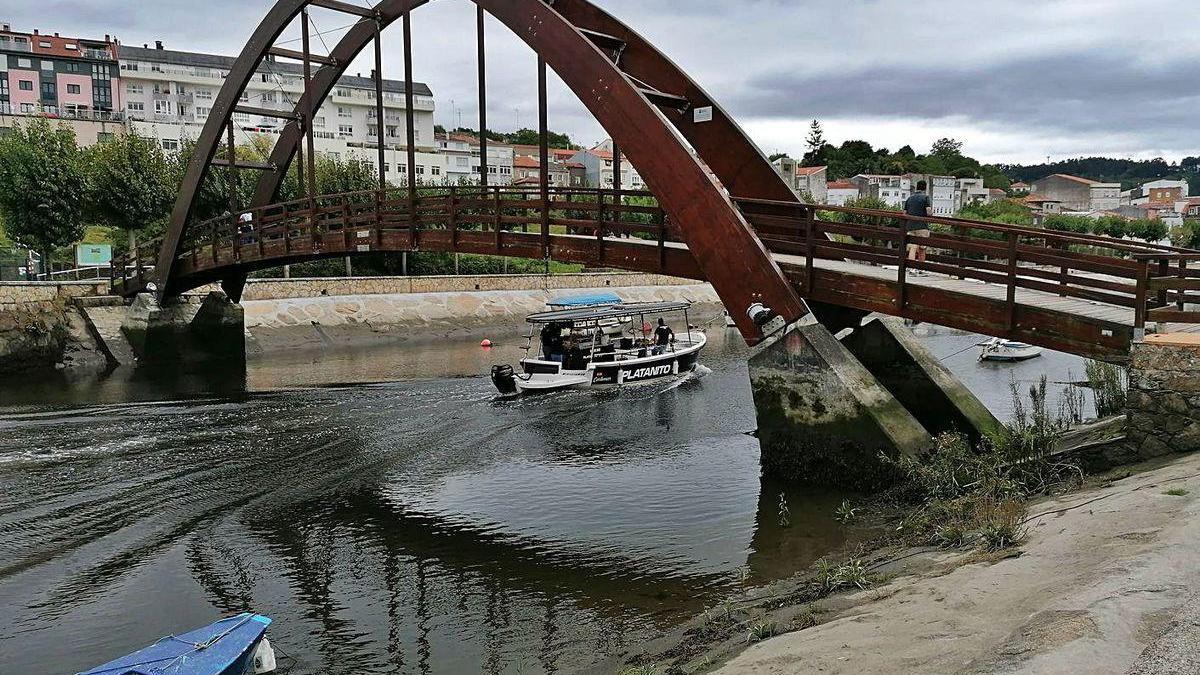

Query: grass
[833,499,859,523]
[814,558,872,592]
[745,619,777,643]
[1085,360,1128,418]
[1163,488,1190,497]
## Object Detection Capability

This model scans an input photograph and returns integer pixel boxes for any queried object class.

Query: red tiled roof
[826,180,857,190]
[794,165,826,176]
[1011,181,1030,189]
[1023,194,1063,204]
[513,155,540,168]
[565,161,585,169]
[589,149,614,159]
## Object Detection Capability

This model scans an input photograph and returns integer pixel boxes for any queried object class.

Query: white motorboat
[491,300,706,395]
[979,337,1043,362]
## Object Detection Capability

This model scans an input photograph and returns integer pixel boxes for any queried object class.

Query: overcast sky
[9,0,1200,165]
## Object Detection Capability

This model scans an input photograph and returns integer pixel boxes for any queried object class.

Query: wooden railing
[112,186,1200,335]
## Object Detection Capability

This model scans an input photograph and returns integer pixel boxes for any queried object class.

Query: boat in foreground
[979,337,1043,362]
[77,613,276,675]
[491,300,706,395]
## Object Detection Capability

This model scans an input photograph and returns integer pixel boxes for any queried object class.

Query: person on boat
[652,318,675,355]
[541,322,565,362]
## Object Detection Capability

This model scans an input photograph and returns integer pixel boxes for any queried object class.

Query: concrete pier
[748,319,931,490]
[121,291,245,367]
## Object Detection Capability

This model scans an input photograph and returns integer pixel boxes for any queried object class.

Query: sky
[8,0,1200,165]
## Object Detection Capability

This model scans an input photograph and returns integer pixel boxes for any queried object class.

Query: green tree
[83,133,175,255]
[805,119,825,154]
[0,118,86,271]
[958,198,1034,226]
[768,152,790,162]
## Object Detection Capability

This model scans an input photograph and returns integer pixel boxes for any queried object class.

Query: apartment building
[0,24,125,144]
[850,174,911,207]
[572,141,644,189]
[118,42,444,182]
[1121,179,1189,206]
[902,173,957,216]
[825,180,860,206]
[956,177,991,208]
[433,132,514,186]
[1030,174,1121,212]
[770,158,828,203]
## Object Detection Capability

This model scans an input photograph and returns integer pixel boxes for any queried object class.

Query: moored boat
[979,337,1043,362]
[491,300,706,395]
[77,613,277,675]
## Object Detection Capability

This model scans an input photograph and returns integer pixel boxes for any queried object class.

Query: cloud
[4,0,1199,164]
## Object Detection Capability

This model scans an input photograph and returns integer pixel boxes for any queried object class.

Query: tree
[805,119,825,154]
[83,133,175,256]
[0,118,85,273]
[768,152,790,162]
[930,138,964,159]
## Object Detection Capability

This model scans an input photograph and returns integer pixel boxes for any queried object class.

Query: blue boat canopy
[547,292,623,308]
[77,613,271,675]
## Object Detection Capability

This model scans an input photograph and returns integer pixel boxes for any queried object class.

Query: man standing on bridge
[904,180,932,269]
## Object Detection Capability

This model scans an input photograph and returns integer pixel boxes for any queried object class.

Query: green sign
[75,243,113,267]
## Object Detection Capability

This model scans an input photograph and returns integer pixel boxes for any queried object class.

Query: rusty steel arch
[156,0,808,343]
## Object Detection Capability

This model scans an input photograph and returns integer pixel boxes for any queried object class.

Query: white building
[1122,179,1190,206]
[572,140,644,189]
[118,42,445,183]
[825,180,860,206]
[770,158,827,203]
[433,131,513,185]
[851,174,911,207]
[902,174,957,216]
[956,177,991,209]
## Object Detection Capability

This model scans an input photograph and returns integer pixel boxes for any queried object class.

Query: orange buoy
[480,339,493,348]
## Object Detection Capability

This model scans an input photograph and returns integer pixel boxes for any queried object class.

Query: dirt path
[715,452,1200,674]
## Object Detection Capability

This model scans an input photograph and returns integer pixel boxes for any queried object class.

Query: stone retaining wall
[237,272,699,301]
[1126,335,1200,457]
[0,282,109,374]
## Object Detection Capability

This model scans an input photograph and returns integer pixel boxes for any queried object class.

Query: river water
[0,322,1094,673]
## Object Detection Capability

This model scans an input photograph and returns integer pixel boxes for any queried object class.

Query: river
[0,322,1094,673]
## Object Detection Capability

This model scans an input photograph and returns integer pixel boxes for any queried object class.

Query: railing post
[596,190,606,265]
[804,205,816,295]
[342,195,352,253]
[1157,258,1170,308]
[256,210,264,259]
[657,208,667,273]
[1134,260,1149,340]
[1179,259,1189,311]
[897,226,909,311]
[494,185,503,254]
[1006,231,1019,332]
[447,186,457,249]
[1058,239,1070,297]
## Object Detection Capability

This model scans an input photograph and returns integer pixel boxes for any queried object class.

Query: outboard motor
[491,364,519,395]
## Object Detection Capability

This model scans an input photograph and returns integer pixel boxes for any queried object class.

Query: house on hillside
[850,174,911,207]
[771,158,828,203]
[1030,174,1121,211]
[825,180,860,206]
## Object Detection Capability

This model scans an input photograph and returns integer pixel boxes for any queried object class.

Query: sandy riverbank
[613,450,1199,674]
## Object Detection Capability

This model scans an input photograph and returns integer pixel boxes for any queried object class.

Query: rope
[938,341,982,362]
[80,614,258,674]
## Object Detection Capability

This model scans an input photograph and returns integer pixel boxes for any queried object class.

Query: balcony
[3,41,32,53]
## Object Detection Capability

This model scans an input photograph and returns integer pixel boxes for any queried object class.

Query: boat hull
[78,613,272,675]
[506,337,705,394]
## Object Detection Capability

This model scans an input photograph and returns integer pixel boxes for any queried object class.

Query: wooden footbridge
[112,0,1200,362]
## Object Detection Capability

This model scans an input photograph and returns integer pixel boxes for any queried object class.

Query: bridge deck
[113,187,1200,362]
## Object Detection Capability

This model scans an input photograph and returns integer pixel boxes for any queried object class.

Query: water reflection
[0,321,1094,673]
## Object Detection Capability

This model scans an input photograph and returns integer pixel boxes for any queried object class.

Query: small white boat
[979,337,1043,362]
[491,300,706,395]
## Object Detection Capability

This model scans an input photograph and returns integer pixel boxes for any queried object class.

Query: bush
[1085,360,1127,418]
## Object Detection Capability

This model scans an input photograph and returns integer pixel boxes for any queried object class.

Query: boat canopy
[525,300,691,324]
[547,292,623,307]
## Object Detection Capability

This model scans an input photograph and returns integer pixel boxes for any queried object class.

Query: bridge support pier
[121,290,246,368]
[1126,335,1200,457]
[748,319,931,491]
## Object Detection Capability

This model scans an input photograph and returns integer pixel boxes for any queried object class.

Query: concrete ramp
[841,317,1000,445]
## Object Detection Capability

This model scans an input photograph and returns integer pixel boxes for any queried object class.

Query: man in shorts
[904,180,932,267]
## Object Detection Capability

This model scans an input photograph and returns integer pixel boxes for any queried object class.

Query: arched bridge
[112,0,1200,361]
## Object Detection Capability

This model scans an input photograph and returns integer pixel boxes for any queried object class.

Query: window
[18,80,32,91]
[40,82,56,98]
[338,124,353,136]
[127,102,145,112]
[398,164,406,173]
[416,165,425,175]
[431,166,440,176]
[313,116,325,128]
[65,43,78,51]
[336,88,350,97]
[154,99,171,114]
[196,106,210,118]
[239,92,249,102]
[97,132,114,142]
[383,163,390,173]
[337,106,351,117]
[161,138,179,151]
[39,42,51,49]
[195,89,212,100]
[488,166,497,174]
[262,91,276,103]
[67,84,81,94]
[123,62,139,72]
[65,62,83,73]
[127,84,143,95]
[20,103,34,113]
[92,64,110,81]
[17,58,31,69]
[456,156,468,167]
[40,59,53,70]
